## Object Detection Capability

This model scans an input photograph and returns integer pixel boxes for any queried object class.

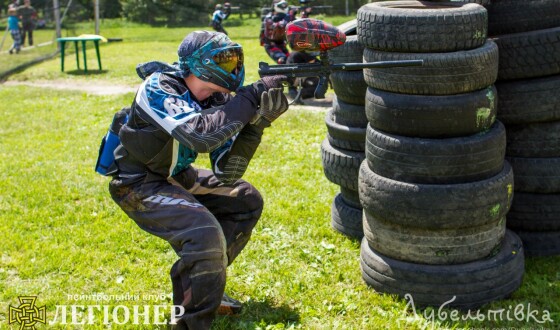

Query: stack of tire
[320,23,368,240]
[356,1,525,309]
[487,0,560,256]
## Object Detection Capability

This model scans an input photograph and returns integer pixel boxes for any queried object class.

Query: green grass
[1,17,559,330]
[0,28,59,75]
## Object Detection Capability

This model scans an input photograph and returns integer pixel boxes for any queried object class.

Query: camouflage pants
[9,29,21,52]
[264,41,290,64]
[109,167,263,329]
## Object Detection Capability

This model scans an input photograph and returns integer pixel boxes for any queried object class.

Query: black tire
[331,193,364,239]
[363,40,499,95]
[337,19,357,36]
[507,192,560,232]
[321,138,365,191]
[505,121,560,158]
[332,95,368,128]
[363,210,506,265]
[328,35,368,106]
[487,0,560,36]
[506,156,560,193]
[515,231,560,257]
[340,186,362,209]
[496,75,560,125]
[325,110,366,152]
[357,1,488,52]
[328,35,364,63]
[365,121,506,184]
[430,0,491,4]
[330,71,367,105]
[360,230,525,310]
[492,27,560,81]
[366,86,497,138]
[359,161,514,229]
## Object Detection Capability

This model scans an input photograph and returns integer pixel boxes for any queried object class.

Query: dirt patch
[2,80,137,95]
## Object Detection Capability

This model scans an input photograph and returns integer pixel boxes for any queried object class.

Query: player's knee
[237,182,264,216]
[178,223,226,267]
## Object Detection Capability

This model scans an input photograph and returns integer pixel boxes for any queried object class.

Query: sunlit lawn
[0,16,558,330]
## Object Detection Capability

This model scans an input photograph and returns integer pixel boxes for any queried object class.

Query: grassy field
[0,17,559,330]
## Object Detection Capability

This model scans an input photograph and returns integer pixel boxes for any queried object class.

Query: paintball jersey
[299,6,312,18]
[113,72,264,187]
[261,12,294,43]
[212,9,228,24]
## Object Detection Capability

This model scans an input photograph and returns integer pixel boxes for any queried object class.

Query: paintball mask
[181,33,245,91]
[274,0,289,14]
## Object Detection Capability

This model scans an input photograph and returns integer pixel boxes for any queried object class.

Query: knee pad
[177,223,227,271]
[234,182,264,218]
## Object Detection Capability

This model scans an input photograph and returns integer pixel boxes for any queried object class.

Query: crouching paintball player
[97,30,289,329]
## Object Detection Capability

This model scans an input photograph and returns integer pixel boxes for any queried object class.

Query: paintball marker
[258,19,424,104]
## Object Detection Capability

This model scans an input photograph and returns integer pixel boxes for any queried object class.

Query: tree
[162,0,209,26]
[102,0,122,18]
[120,0,159,25]
[120,0,210,26]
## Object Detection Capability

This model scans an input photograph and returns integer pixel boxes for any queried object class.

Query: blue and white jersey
[212,10,227,24]
[135,72,238,177]
[136,72,203,134]
[115,71,263,186]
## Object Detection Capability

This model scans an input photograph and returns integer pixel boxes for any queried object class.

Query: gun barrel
[258,60,423,78]
[258,62,325,77]
[330,60,424,71]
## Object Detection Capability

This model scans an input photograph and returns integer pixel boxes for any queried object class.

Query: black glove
[250,88,289,128]
[252,75,287,98]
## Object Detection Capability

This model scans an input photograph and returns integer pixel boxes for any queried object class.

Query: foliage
[0,0,371,27]
[119,0,160,25]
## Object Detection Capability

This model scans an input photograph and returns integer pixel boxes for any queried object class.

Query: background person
[7,6,21,54]
[17,0,37,47]
[298,0,313,18]
[105,30,288,329]
[259,0,294,64]
[211,3,231,35]
[286,50,320,104]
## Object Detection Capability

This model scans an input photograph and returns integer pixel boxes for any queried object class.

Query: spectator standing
[17,0,37,46]
[7,6,21,54]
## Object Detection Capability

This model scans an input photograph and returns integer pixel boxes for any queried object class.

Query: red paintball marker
[258,18,423,104]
